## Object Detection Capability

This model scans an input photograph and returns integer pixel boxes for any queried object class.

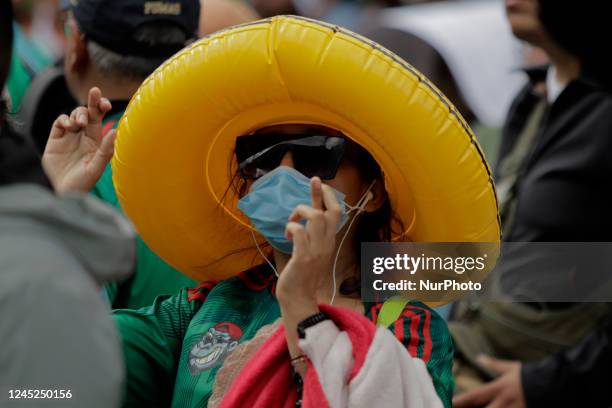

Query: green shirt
[92,109,197,309]
[5,24,52,112]
[115,267,454,407]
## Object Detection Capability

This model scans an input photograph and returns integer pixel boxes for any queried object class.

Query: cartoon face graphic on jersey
[188,322,243,374]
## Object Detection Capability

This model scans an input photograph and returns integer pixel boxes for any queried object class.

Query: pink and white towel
[218,304,443,408]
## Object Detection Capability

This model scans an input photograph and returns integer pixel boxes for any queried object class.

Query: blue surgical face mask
[237,166,354,254]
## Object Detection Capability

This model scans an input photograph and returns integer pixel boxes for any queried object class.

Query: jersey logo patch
[188,322,243,375]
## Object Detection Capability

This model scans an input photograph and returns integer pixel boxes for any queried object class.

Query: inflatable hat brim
[113,15,501,284]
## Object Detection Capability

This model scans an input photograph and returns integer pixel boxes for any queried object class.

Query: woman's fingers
[71,107,89,127]
[86,87,111,142]
[49,115,70,140]
[285,180,343,260]
[58,114,81,132]
[88,129,117,177]
[87,87,102,118]
[53,87,108,146]
[289,204,318,222]
[320,184,342,228]
[99,97,112,114]
[310,177,323,210]
[290,182,342,238]
[289,204,326,236]
[88,87,112,119]
[285,222,309,255]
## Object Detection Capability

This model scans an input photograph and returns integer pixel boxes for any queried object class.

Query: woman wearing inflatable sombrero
[44,16,499,408]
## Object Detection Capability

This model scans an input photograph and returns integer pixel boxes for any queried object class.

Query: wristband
[296,312,328,339]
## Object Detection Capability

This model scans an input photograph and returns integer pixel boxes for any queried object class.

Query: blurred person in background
[4,0,62,112]
[15,0,66,59]
[364,0,527,165]
[42,0,202,310]
[249,0,398,31]
[248,0,296,17]
[199,0,260,36]
[291,0,373,30]
[14,0,75,155]
[451,0,612,406]
[0,2,135,406]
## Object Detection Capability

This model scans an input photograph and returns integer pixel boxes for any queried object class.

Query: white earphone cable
[330,180,376,304]
[251,230,279,278]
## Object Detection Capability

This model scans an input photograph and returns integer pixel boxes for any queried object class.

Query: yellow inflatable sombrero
[113,16,500,282]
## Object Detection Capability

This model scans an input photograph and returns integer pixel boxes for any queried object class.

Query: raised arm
[42,87,116,193]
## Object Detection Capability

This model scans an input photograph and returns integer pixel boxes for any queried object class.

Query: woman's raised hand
[276,176,342,306]
[276,177,343,362]
[42,87,116,193]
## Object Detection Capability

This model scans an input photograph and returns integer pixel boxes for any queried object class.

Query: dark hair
[539,0,611,89]
[225,127,405,297]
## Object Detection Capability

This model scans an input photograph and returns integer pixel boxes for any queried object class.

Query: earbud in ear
[366,191,374,202]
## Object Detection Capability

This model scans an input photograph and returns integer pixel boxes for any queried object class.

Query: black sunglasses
[235,134,346,180]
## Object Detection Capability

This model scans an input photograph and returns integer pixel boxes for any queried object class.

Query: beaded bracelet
[289,355,307,408]
[290,354,308,367]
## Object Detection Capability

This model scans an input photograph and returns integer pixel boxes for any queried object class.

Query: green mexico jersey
[91,108,197,309]
[115,267,454,407]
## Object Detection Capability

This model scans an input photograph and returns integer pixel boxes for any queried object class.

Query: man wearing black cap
[59,0,199,107]
[44,0,201,309]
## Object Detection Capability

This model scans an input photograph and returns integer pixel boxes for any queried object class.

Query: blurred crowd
[2,0,612,407]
